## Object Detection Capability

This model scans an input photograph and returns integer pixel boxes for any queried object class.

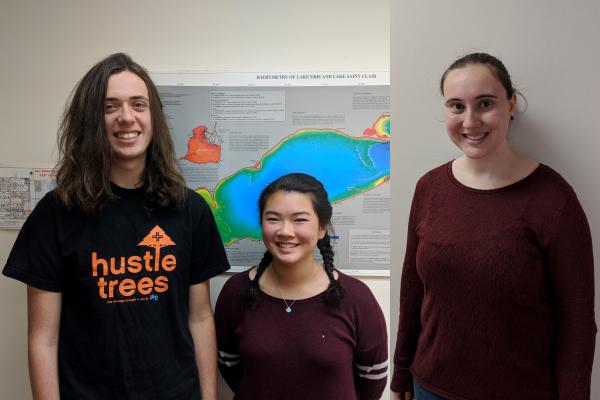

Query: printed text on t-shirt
[90,225,176,301]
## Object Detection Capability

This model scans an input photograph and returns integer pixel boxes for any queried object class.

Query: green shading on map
[196,115,390,245]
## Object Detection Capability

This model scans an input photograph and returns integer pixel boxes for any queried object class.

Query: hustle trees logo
[91,225,177,301]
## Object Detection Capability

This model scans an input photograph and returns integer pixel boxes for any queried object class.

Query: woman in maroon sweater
[392,53,596,400]
[215,173,388,399]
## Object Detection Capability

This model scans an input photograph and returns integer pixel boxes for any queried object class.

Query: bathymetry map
[156,74,390,271]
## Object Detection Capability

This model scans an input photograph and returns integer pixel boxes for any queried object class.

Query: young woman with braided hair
[215,173,388,399]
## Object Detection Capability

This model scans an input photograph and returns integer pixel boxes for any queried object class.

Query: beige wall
[390,0,600,398]
[0,0,390,399]
[8,1,597,399]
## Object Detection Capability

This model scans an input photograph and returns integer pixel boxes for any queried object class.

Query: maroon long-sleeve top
[216,270,388,399]
[392,162,596,400]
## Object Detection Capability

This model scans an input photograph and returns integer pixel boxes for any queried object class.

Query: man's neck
[109,160,146,189]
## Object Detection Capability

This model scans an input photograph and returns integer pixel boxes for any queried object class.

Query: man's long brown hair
[55,53,186,214]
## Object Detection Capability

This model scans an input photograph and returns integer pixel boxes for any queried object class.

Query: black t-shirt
[3,186,230,399]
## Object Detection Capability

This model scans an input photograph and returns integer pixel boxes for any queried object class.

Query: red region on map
[183,125,221,164]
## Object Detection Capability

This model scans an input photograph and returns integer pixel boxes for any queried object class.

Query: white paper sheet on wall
[0,166,55,229]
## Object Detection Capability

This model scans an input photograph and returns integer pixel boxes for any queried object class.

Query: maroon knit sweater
[392,162,596,400]
[215,270,388,400]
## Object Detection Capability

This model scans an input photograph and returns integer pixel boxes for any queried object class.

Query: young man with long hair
[3,53,230,399]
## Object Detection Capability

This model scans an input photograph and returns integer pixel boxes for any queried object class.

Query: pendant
[286,306,292,313]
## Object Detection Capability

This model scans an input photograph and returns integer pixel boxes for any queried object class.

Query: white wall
[0,1,390,399]
[390,0,600,398]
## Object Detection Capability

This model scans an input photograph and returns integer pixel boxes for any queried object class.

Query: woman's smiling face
[443,64,516,160]
[261,190,326,268]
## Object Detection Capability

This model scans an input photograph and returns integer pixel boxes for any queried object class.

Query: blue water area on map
[199,129,390,244]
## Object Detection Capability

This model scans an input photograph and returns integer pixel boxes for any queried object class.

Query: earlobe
[319,227,326,240]
[508,93,517,121]
[509,93,517,113]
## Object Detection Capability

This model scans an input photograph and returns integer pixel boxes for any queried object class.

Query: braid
[318,233,345,307]
[241,251,272,309]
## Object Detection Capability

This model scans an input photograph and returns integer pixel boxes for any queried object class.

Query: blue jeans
[413,379,447,400]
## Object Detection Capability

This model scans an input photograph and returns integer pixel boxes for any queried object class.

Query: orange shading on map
[183,125,221,164]
[362,114,390,139]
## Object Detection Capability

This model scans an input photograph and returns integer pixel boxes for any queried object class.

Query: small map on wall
[0,167,55,229]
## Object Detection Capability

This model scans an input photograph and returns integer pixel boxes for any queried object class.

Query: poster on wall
[0,167,55,229]
[154,71,391,274]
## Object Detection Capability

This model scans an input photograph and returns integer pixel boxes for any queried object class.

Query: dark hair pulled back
[440,52,515,100]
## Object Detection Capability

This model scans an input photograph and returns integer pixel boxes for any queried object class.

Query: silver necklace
[282,297,296,314]
[271,262,317,314]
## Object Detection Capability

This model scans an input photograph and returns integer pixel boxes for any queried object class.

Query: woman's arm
[353,282,389,400]
[547,194,596,399]
[392,392,413,400]
[189,281,218,400]
[27,286,61,400]
[391,183,424,395]
[213,280,243,393]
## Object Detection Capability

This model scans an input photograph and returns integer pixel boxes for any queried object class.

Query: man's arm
[189,281,217,400]
[27,286,61,400]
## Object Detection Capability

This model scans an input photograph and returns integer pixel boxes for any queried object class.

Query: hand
[392,391,413,400]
